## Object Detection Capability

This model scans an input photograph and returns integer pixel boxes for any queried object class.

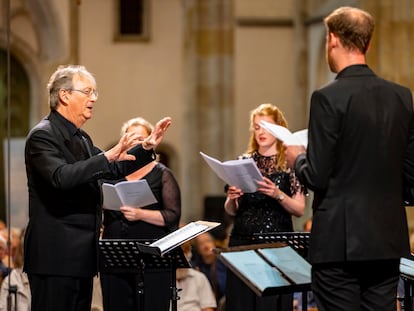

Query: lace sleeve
[160,168,181,231]
[289,170,307,196]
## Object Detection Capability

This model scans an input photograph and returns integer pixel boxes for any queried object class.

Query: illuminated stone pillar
[182,0,234,221]
[362,0,414,90]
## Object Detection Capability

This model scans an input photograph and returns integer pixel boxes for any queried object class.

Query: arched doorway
[0,49,30,224]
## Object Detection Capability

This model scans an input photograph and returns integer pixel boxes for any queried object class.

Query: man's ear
[59,89,70,105]
[329,32,341,48]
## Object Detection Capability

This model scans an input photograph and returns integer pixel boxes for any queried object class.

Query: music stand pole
[135,258,145,311]
[302,291,308,311]
[170,257,179,311]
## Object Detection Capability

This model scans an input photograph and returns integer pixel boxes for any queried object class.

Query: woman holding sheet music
[100,117,181,311]
[224,103,306,311]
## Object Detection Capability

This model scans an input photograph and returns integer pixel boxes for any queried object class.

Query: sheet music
[220,250,291,292]
[258,246,311,285]
[200,151,263,193]
[400,257,414,277]
[260,120,308,148]
[149,221,220,254]
[102,179,157,211]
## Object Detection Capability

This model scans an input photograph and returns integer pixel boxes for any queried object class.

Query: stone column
[182,0,234,221]
[293,0,309,129]
[362,0,414,90]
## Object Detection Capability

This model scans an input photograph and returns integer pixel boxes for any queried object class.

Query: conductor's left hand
[142,117,172,150]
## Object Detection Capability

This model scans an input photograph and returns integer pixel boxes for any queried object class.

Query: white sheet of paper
[149,221,220,255]
[260,120,308,148]
[200,151,263,193]
[102,179,157,211]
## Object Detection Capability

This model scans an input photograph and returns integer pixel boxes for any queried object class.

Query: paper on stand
[258,247,311,284]
[218,245,311,296]
[260,120,308,148]
[149,221,220,255]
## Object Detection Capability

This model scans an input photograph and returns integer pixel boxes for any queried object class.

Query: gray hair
[120,117,154,136]
[47,65,97,110]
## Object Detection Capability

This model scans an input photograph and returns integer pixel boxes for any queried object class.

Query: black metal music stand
[225,232,311,311]
[99,239,190,311]
[218,242,311,293]
[252,231,310,259]
[252,231,311,309]
[400,256,414,310]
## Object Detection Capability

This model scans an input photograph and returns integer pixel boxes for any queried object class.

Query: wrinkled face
[253,115,277,149]
[65,75,98,128]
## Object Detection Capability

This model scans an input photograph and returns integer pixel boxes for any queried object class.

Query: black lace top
[229,152,305,246]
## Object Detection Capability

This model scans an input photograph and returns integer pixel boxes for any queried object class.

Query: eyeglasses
[69,88,98,99]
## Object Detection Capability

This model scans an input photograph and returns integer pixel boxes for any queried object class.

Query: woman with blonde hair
[224,103,306,311]
[100,117,181,311]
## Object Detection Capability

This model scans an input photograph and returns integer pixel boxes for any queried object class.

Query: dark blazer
[24,111,156,277]
[295,65,414,264]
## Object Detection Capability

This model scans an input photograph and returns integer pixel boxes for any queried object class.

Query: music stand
[220,232,311,311]
[252,231,310,259]
[400,256,414,310]
[99,220,220,311]
[99,239,190,311]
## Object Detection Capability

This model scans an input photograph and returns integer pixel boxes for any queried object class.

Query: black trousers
[312,260,400,311]
[100,269,171,311]
[28,274,93,311]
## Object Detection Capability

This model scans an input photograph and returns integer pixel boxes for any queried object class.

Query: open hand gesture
[142,117,172,150]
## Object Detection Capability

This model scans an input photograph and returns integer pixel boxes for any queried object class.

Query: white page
[102,184,123,211]
[102,180,157,211]
[222,159,262,193]
[200,152,263,193]
[260,120,308,147]
[199,152,230,184]
[149,221,220,254]
[258,246,311,285]
[220,250,290,292]
[292,129,308,148]
[400,257,414,277]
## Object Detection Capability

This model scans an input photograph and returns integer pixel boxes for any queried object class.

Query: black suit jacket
[295,65,414,264]
[24,111,156,277]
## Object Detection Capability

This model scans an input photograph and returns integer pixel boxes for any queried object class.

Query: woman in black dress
[224,103,306,311]
[100,117,181,311]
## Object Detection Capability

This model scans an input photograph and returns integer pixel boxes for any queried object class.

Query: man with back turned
[285,7,414,311]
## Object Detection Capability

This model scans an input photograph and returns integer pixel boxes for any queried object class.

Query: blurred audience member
[302,218,312,233]
[0,237,9,285]
[0,228,21,269]
[174,239,217,311]
[191,232,226,304]
[0,228,30,311]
